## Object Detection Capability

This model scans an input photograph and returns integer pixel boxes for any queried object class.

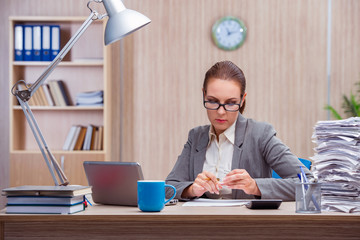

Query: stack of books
[311,117,360,213]
[17,80,71,107]
[63,125,104,151]
[75,90,103,106]
[2,185,92,214]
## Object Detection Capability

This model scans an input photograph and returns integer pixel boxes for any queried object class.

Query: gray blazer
[165,114,312,201]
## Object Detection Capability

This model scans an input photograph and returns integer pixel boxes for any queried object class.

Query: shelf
[12,60,104,66]
[13,106,104,111]
[11,150,105,155]
[10,16,89,22]
[9,15,110,186]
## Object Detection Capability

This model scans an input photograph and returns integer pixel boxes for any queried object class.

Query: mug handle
[164,184,176,204]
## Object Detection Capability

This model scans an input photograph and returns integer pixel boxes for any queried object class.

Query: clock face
[212,16,247,51]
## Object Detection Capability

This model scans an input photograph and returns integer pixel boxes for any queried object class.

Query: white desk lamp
[10,0,151,186]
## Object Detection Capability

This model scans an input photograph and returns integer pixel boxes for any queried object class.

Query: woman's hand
[222,169,261,196]
[181,171,222,198]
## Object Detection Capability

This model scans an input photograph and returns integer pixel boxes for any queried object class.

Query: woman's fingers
[221,169,260,196]
[195,171,221,194]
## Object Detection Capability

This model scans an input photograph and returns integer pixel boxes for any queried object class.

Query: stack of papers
[75,90,103,106]
[311,117,360,213]
[182,199,249,207]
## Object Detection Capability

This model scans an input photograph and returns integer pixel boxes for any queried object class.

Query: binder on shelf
[14,25,24,61]
[41,25,51,61]
[51,25,60,60]
[23,25,33,61]
[32,25,42,61]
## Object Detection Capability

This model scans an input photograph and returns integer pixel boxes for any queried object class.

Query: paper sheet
[182,198,249,207]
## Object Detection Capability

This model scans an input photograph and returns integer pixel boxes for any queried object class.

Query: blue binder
[32,25,42,61]
[51,25,60,60]
[23,25,33,61]
[14,25,24,61]
[41,25,51,61]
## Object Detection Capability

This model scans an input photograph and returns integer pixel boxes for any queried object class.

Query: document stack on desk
[2,185,92,214]
[311,117,360,213]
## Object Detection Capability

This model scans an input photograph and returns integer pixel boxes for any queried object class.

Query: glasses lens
[204,101,219,110]
[224,104,240,111]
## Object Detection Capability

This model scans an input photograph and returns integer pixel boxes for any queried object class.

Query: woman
[165,61,312,201]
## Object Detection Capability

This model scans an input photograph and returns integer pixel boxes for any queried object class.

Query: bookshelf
[9,16,112,186]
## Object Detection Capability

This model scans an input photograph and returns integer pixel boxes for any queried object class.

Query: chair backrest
[271,158,312,179]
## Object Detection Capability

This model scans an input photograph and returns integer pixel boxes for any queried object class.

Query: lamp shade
[103,0,151,45]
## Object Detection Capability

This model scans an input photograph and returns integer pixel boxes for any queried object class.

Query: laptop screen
[83,161,144,206]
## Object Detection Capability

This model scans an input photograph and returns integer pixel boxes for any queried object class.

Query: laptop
[83,161,144,206]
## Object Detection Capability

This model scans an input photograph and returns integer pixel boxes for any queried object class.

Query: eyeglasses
[203,100,241,112]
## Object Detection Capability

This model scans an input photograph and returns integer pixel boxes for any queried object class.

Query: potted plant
[325,81,360,119]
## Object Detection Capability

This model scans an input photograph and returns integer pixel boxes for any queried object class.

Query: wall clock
[212,16,247,51]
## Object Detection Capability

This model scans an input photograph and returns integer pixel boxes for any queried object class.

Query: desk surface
[1,202,360,240]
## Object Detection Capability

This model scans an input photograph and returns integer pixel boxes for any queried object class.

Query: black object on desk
[246,199,282,209]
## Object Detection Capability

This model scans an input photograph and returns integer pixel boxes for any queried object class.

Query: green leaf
[342,95,357,117]
[324,105,342,119]
[350,93,360,116]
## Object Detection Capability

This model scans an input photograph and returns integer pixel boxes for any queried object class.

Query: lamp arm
[10,10,100,186]
[12,11,98,101]
[30,11,97,95]
[17,97,69,186]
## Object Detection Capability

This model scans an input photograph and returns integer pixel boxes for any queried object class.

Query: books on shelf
[16,80,71,107]
[76,90,103,106]
[311,117,360,213]
[13,24,61,62]
[2,185,91,214]
[63,125,104,151]
[48,80,71,106]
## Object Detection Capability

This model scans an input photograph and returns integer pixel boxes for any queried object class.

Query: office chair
[271,158,312,179]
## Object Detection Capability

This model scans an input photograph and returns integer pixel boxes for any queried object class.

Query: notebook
[83,161,144,206]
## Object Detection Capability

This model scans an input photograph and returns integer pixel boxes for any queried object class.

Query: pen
[204,177,220,181]
[298,169,321,211]
[300,166,309,183]
[299,170,307,208]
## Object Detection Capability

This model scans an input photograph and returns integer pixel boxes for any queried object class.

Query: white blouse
[203,121,236,199]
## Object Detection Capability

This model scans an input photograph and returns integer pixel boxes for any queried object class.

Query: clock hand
[228,30,240,35]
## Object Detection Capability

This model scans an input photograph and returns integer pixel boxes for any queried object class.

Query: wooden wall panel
[1,0,359,207]
[330,0,360,118]
[122,0,329,180]
[0,0,113,207]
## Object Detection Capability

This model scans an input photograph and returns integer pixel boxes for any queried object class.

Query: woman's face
[204,78,245,137]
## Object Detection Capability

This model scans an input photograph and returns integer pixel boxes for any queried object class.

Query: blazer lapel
[231,114,247,169]
[193,127,210,178]
[231,114,248,198]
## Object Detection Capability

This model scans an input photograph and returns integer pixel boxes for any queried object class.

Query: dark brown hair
[203,61,246,114]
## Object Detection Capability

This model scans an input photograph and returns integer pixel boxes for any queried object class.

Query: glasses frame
[203,94,244,112]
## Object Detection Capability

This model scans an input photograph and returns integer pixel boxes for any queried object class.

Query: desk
[1,202,359,240]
